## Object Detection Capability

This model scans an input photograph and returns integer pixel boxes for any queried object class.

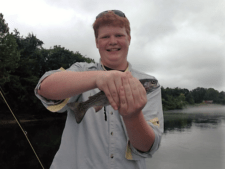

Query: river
[0,104,225,169]
[146,104,225,169]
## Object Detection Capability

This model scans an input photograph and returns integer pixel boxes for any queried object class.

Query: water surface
[146,104,225,169]
[1,104,224,169]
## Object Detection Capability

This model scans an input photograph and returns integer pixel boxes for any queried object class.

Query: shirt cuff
[125,119,162,160]
[127,127,159,159]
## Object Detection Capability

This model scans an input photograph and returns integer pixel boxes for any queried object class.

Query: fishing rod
[0,87,45,169]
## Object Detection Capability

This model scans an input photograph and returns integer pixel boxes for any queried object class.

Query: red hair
[93,11,130,38]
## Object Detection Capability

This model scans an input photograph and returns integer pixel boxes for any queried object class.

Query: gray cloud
[2,0,225,92]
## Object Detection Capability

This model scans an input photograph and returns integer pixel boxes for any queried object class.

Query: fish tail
[67,102,88,124]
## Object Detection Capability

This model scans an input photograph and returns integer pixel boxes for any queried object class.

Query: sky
[1,0,225,92]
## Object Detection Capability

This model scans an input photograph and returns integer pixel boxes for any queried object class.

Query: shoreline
[164,103,225,113]
[1,104,224,125]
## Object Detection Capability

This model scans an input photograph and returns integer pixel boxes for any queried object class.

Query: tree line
[0,13,224,115]
[0,13,94,115]
[161,87,225,110]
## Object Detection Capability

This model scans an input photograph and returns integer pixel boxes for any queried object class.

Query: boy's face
[96,25,131,70]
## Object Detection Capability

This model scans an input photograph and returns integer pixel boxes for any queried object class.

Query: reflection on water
[147,104,225,169]
[0,105,225,169]
[164,105,225,132]
[0,118,66,169]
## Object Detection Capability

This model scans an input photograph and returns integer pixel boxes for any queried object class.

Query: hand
[118,72,147,119]
[95,70,126,110]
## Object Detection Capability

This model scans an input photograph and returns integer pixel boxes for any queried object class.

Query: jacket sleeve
[34,62,88,113]
[125,86,164,160]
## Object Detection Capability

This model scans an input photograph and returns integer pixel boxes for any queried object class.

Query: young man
[35,10,163,169]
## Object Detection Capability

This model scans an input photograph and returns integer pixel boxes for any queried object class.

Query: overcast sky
[1,0,225,92]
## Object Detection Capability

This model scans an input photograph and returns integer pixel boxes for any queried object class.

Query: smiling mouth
[107,48,121,52]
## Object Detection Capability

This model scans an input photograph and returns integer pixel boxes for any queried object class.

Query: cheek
[123,41,130,49]
[99,45,105,50]
[98,45,107,53]
[121,39,130,48]
[97,41,106,49]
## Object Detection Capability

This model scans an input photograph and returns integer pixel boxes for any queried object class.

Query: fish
[67,79,159,124]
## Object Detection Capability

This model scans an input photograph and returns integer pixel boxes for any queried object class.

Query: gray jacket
[34,61,164,169]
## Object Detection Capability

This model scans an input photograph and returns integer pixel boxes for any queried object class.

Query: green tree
[176,93,186,109]
[190,87,207,103]
[45,45,95,71]
[0,13,9,35]
[161,87,188,110]
[7,31,46,113]
[0,13,94,115]
[204,88,219,101]
[0,34,20,86]
[0,13,20,87]
[214,91,225,104]
[185,93,195,104]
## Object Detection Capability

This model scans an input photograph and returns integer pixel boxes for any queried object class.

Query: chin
[104,58,127,69]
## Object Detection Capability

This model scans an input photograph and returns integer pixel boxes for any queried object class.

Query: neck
[101,61,129,72]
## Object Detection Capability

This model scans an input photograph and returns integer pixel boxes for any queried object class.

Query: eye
[151,80,157,84]
[100,35,109,39]
[116,34,123,37]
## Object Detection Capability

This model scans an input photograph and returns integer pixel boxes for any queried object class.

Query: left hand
[118,72,147,119]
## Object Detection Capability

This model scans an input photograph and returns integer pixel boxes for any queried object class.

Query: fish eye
[151,80,156,84]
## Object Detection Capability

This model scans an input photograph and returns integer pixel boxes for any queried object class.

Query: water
[0,117,66,169]
[0,104,225,169]
[146,104,225,169]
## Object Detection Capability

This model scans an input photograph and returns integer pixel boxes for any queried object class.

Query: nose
[109,36,117,45]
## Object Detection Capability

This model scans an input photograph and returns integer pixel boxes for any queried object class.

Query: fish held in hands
[67,79,159,124]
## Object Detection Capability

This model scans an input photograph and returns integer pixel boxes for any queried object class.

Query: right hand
[95,70,126,110]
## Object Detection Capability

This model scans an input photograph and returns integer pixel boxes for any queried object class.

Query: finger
[135,79,147,104]
[122,76,134,105]
[114,73,123,93]
[103,86,118,110]
[119,86,127,111]
[107,81,119,109]
[97,72,118,110]
[126,71,133,78]
[113,72,124,106]
[128,77,140,103]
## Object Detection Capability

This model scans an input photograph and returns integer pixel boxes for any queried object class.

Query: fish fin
[94,106,103,112]
[67,102,87,124]
[67,102,79,111]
